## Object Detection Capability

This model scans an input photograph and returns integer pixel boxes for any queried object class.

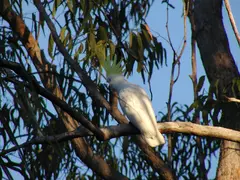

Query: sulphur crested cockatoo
[103,58,165,147]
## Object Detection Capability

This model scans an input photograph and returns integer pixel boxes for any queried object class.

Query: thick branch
[1,122,240,156]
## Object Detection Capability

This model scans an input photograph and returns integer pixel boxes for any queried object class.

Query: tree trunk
[190,0,240,179]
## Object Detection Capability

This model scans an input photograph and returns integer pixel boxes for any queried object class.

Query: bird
[103,57,165,147]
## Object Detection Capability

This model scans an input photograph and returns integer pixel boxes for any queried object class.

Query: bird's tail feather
[143,132,165,147]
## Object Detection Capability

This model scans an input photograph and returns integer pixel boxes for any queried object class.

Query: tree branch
[0,60,104,140]
[224,0,240,46]
[1,122,240,156]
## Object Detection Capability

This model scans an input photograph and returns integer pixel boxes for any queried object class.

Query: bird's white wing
[118,84,165,147]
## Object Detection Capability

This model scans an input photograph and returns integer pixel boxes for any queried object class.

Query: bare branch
[165,1,187,165]
[224,0,240,46]
[1,122,240,156]
[225,96,240,103]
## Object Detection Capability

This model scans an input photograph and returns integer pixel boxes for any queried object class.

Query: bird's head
[102,56,126,89]
[106,74,125,86]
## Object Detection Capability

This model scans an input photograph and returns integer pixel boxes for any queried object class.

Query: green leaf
[98,26,108,41]
[68,35,73,50]
[96,40,106,65]
[129,31,133,48]
[126,53,135,75]
[156,42,163,64]
[137,33,143,51]
[109,41,115,59]
[63,33,70,47]
[141,29,151,48]
[88,31,96,53]
[52,0,61,17]
[59,26,67,42]
[137,33,144,61]
[74,43,84,60]
[141,24,152,49]
[148,60,153,81]
[67,0,74,13]
[32,13,38,38]
[137,61,143,72]
[48,34,54,59]
[131,33,138,54]
[197,75,205,92]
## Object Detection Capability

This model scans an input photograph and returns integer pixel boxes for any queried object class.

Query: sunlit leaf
[52,0,61,17]
[96,40,106,65]
[88,31,96,53]
[67,0,74,13]
[48,34,54,59]
[60,26,67,42]
[74,43,84,60]
[141,24,153,40]
[129,31,133,48]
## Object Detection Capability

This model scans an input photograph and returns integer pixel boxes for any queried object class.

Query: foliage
[0,0,224,179]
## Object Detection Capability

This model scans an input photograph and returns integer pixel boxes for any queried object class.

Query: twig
[225,96,240,103]
[224,0,240,46]
[188,0,207,178]
[165,1,187,165]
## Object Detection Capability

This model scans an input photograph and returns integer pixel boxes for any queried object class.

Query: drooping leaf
[67,0,74,13]
[109,41,115,59]
[137,33,144,63]
[96,40,106,65]
[88,31,96,53]
[74,43,84,60]
[137,61,143,73]
[60,26,67,42]
[141,24,153,40]
[32,13,38,39]
[48,34,54,59]
[52,0,61,17]
[129,31,133,48]
[98,26,108,41]
[197,76,205,92]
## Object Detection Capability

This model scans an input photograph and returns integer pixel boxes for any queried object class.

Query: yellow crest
[103,56,124,77]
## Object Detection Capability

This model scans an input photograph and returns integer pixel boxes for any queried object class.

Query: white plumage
[107,74,165,147]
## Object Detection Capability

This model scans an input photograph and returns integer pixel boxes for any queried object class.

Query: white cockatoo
[103,58,165,147]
